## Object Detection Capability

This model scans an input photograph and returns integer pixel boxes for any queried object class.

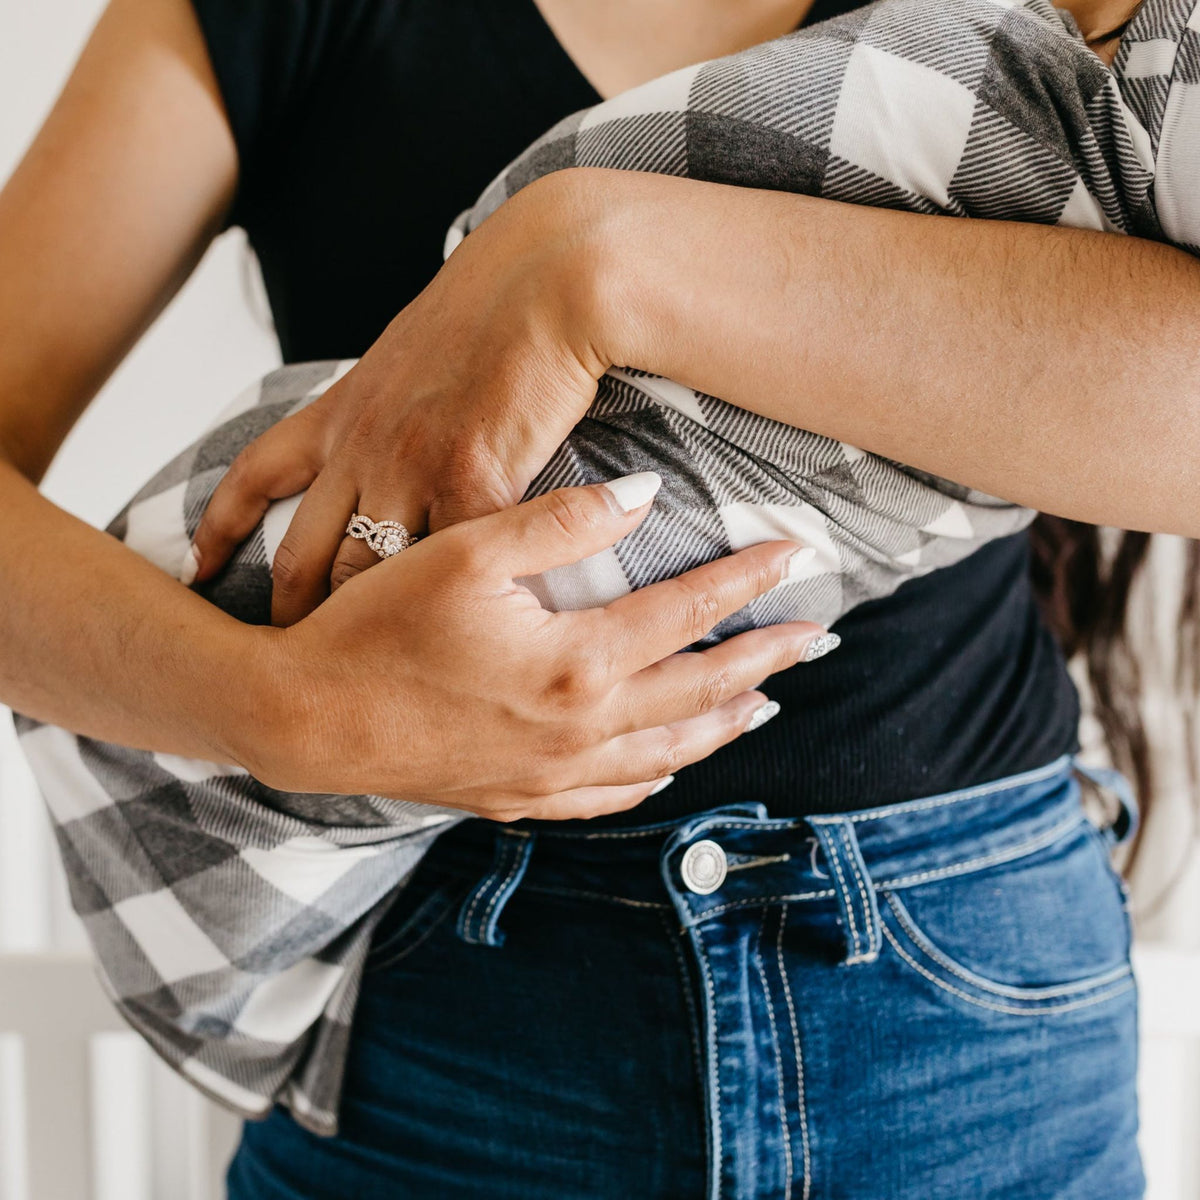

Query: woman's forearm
[0,456,277,761]
[584,169,1200,536]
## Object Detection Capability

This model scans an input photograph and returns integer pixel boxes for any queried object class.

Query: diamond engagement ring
[345,513,420,559]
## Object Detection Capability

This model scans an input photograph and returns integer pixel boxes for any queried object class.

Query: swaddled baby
[13,0,1196,1134]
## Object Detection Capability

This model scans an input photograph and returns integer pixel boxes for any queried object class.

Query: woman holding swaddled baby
[1,0,1196,1194]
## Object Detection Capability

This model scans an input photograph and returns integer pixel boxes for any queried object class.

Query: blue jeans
[226,752,1144,1199]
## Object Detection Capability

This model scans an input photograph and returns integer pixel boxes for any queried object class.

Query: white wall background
[0,1,1197,1197]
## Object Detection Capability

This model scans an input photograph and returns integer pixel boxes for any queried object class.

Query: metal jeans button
[681,839,728,895]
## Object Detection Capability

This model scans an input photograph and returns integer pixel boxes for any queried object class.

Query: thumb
[467,472,663,580]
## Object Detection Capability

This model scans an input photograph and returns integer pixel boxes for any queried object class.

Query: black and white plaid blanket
[13,0,1197,1135]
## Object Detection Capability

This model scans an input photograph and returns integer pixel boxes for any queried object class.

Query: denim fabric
[226,753,1144,1199]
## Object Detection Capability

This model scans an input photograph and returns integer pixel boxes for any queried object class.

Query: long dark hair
[1030,0,1192,890]
[1029,518,1199,882]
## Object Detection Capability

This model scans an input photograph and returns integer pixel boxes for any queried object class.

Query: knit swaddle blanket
[13,0,1198,1134]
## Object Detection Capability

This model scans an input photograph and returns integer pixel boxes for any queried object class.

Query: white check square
[830,43,977,208]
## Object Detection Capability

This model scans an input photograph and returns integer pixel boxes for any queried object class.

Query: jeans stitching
[883,891,1133,1000]
[881,922,1136,1015]
[574,827,673,840]
[690,890,838,922]
[364,884,466,975]
[657,908,707,1125]
[775,904,812,1200]
[754,906,793,1200]
[812,826,860,960]
[518,882,673,911]
[838,822,878,963]
[521,755,1075,844]
[691,927,724,1200]
[461,837,505,938]
[477,836,530,940]
[842,754,1074,823]
[873,813,1085,891]
[520,815,1080,926]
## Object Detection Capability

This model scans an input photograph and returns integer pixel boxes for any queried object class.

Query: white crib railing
[0,954,239,1200]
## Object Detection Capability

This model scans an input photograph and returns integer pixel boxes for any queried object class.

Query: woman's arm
[0,0,265,760]
[584,168,1200,536]
[193,154,1200,627]
[2,1,811,817]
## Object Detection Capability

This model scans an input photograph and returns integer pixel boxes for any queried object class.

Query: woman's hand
[188,171,619,627]
[241,475,827,822]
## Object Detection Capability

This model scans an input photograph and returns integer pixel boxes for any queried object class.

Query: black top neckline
[514,0,604,104]
[513,0,845,108]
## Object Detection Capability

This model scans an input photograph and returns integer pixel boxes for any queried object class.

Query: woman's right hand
[244,473,827,822]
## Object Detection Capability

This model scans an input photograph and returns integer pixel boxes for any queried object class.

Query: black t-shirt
[189,0,1081,821]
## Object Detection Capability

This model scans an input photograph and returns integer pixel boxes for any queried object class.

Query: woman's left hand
[188,170,622,626]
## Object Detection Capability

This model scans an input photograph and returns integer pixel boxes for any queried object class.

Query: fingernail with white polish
[603,471,663,513]
[783,546,817,581]
[745,699,781,733]
[180,543,200,586]
[801,631,841,663]
[649,775,675,796]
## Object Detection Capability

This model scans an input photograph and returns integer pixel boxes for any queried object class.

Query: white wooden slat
[91,1034,152,1200]
[0,1034,30,1200]
[0,956,125,1200]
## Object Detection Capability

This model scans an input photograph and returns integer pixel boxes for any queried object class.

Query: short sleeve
[186,0,373,230]
[1154,7,1200,252]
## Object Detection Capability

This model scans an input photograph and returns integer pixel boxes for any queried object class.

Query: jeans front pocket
[364,863,475,975]
[879,813,1135,1016]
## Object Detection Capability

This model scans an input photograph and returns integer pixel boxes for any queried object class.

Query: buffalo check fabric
[13,0,1199,1136]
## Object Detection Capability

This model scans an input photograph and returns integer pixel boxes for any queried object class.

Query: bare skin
[2,0,1190,816]
[0,0,828,821]
[189,0,1199,624]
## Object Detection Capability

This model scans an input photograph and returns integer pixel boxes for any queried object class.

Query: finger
[329,531,386,595]
[269,470,361,627]
[456,472,664,581]
[572,689,777,790]
[329,490,424,595]
[609,621,835,731]
[599,541,812,674]
[191,412,326,584]
[516,776,677,823]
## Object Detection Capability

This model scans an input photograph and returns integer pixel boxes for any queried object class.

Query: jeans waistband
[432,752,1137,957]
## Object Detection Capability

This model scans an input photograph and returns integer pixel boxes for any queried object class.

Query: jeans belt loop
[1071,756,1140,847]
[809,816,882,966]
[455,830,536,947]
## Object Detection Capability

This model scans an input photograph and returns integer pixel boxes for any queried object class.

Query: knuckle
[329,558,363,592]
[433,443,510,517]
[648,730,687,780]
[441,439,492,488]
[695,662,735,712]
[676,578,722,642]
[220,445,259,493]
[540,490,589,540]
[270,540,307,593]
[541,719,592,760]
[344,396,387,446]
[543,659,606,709]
